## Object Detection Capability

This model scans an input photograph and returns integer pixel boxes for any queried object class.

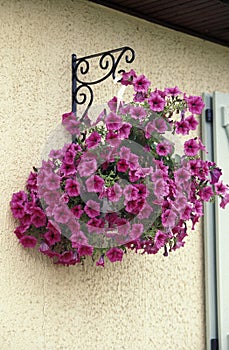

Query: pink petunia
[152,118,168,133]
[63,150,75,165]
[14,224,30,239]
[130,106,147,120]
[214,182,228,195]
[19,235,37,248]
[96,254,105,267]
[174,167,191,184]
[115,218,131,235]
[185,114,199,130]
[10,202,25,219]
[71,205,84,219]
[62,112,81,135]
[133,91,147,102]
[77,157,97,177]
[148,93,165,112]
[53,204,71,224]
[20,212,32,226]
[137,202,153,219]
[123,185,139,202]
[105,112,123,131]
[60,162,76,177]
[220,193,229,209]
[87,218,105,234]
[108,96,118,112]
[71,231,88,247]
[44,227,61,246]
[106,247,124,263]
[49,149,63,159]
[26,172,38,192]
[135,184,149,198]
[85,131,101,149]
[130,223,144,240]
[181,205,192,220]
[210,167,222,184]
[125,198,145,215]
[117,159,129,172]
[128,153,139,171]
[43,190,61,206]
[84,200,100,218]
[107,183,122,202]
[105,131,121,147]
[175,120,190,135]
[198,186,214,201]
[156,142,172,156]
[165,86,181,96]
[153,179,170,198]
[77,244,94,257]
[86,175,105,193]
[145,121,155,139]
[55,251,79,265]
[121,69,137,86]
[186,95,205,115]
[161,209,177,227]
[184,138,200,157]
[133,74,151,93]
[44,172,60,191]
[31,207,47,228]
[65,178,80,197]
[154,230,167,250]
[118,123,132,139]
[119,146,130,161]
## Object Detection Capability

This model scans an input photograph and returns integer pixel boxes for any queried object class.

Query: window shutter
[202,92,229,350]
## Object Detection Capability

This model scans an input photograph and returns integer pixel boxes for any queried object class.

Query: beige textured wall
[1,0,229,349]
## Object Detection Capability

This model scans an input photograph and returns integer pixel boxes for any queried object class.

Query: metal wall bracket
[71,46,135,120]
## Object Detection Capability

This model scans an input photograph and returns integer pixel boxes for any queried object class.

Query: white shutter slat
[213,91,229,350]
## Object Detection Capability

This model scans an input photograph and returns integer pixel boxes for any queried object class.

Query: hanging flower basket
[10,70,229,267]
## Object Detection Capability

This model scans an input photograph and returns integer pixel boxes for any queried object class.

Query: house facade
[1,0,229,349]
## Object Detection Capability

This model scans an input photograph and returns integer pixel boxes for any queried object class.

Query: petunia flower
[165,86,181,96]
[84,200,100,218]
[175,120,190,135]
[77,244,94,257]
[31,207,47,228]
[96,254,105,267]
[53,204,71,224]
[214,182,228,195]
[154,230,167,250]
[210,167,222,184]
[107,183,122,202]
[156,142,173,156]
[185,114,199,130]
[65,178,80,197]
[133,74,150,93]
[198,186,214,202]
[19,235,37,248]
[85,131,101,149]
[186,95,205,115]
[121,69,137,86]
[77,157,97,177]
[148,92,165,112]
[105,112,123,131]
[106,247,124,263]
[86,175,105,193]
[184,138,200,157]
[130,223,144,240]
[161,209,177,227]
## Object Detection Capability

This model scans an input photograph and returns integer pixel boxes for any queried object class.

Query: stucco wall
[1,0,229,349]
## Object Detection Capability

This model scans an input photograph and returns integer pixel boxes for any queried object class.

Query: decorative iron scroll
[71,46,135,121]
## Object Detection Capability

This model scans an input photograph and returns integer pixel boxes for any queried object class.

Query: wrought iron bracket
[71,46,135,121]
